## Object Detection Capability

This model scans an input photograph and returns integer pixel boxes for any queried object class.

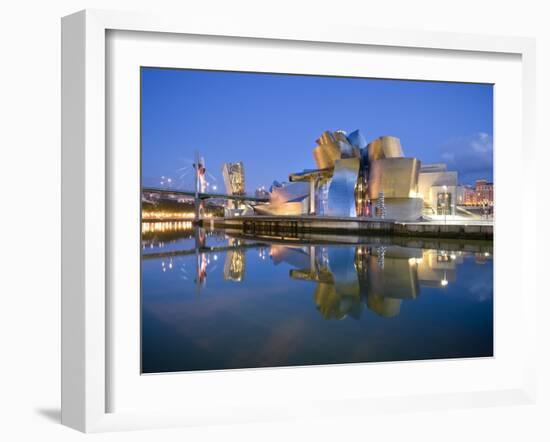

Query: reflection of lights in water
[142,221,193,234]
[258,248,267,260]
[197,253,208,286]
[179,264,189,280]
[224,250,245,282]
[377,246,386,269]
[213,255,218,261]
[441,270,448,286]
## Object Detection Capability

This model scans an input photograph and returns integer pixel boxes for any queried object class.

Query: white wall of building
[418,171,458,214]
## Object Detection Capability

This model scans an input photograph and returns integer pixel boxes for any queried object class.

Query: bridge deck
[142,187,269,203]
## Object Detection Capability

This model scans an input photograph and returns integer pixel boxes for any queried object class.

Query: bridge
[142,187,269,203]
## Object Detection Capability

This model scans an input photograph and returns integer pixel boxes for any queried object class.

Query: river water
[141,222,493,373]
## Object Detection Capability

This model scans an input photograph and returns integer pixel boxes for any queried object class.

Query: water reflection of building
[196,252,208,286]
[415,249,463,287]
[283,244,469,320]
[223,249,246,282]
[144,223,490,318]
[474,251,492,264]
[255,129,461,221]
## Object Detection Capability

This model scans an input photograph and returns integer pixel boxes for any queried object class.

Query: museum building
[250,129,459,221]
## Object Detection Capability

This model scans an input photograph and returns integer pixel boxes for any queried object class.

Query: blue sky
[141,68,493,192]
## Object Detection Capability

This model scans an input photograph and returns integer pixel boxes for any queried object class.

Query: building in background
[254,186,270,199]
[474,179,494,205]
[222,162,246,196]
[464,186,477,205]
[222,161,253,216]
[458,181,494,206]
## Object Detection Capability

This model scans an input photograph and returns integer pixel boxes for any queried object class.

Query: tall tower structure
[222,162,246,196]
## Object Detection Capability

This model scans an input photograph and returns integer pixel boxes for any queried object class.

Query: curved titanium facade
[367,136,404,163]
[347,129,368,150]
[316,130,336,145]
[326,158,360,217]
[254,181,309,215]
[368,158,420,199]
[313,142,342,169]
[313,130,361,169]
[285,130,428,220]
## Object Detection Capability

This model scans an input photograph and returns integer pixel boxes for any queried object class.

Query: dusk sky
[141,68,493,192]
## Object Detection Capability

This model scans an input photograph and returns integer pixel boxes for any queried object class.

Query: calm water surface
[141,223,493,373]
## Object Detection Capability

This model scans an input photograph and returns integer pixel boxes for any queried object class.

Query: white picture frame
[61,9,537,433]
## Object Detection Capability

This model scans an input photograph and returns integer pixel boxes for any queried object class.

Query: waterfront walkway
[208,215,493,240]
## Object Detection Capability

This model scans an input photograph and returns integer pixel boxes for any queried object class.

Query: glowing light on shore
[142,221,193,234]
[142,211,195,220]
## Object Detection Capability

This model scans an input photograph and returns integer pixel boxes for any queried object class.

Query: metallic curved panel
[336,140,356,159]
[316,131,336,145]
[326,157,360,217]
[253,182,310,215]
[333,130,349,143]
[367,138,385,162]
[313,142,342,169]
[347,129,368,149]
[368,158,420,199]
[367,136,404,162]
[380,136,404,158]
[253,201,305,216]
[270,181,309,205]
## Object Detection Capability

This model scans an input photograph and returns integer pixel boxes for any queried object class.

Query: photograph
[140,67,494,374]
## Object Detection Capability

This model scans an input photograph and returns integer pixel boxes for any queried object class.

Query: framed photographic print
[61,9,537,432]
